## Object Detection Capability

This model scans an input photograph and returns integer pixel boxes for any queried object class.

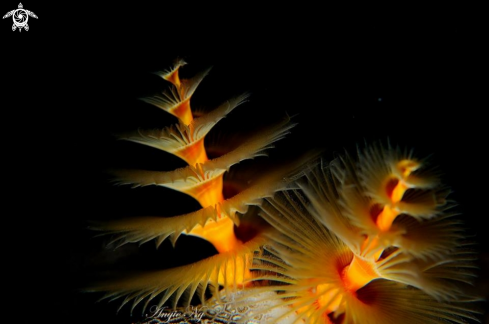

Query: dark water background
[2,3,487,324]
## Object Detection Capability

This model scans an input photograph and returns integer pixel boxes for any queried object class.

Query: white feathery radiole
[89,59,319,317]
[243,143,482,323]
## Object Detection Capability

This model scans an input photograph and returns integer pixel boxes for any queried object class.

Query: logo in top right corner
[3,3,37,32]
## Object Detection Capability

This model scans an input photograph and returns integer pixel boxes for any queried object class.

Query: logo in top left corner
[3,3,37,32]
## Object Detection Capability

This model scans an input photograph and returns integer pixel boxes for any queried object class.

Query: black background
[2,3,487,324]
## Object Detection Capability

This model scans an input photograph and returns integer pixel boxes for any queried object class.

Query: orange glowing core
[341,255,379,292]
[189,216,241,253]
[176,138,209,166]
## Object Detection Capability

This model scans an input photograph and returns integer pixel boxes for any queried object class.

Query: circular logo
[13,9,28,28]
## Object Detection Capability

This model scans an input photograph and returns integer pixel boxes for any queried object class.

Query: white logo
[3,3,37,32]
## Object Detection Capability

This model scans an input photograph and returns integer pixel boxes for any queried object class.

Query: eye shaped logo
[3,3,37,32]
